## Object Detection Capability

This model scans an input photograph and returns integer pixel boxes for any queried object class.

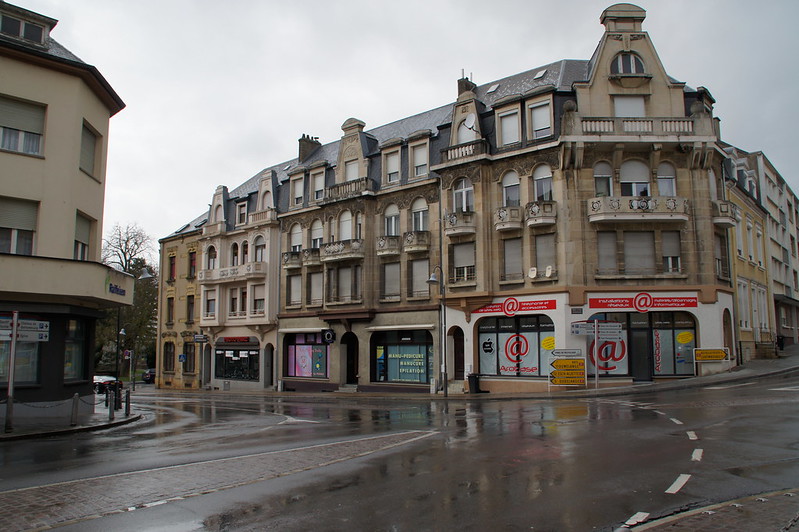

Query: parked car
[142,368,156,384]
[93,375,123,394]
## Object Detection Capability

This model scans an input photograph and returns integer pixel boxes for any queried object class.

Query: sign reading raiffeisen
[694,348,728,361]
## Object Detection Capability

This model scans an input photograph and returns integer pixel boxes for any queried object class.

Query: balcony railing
[444,210,476,237]
[494,206,523,231]
[402,231,430,253]
[580,117,694,136]
[282,251,302,269]
[247,208,277,225]
[441,139,489,164]
[302,248,321,266]
[525,201,557,226]
[376,235,401,256]
[320,239,365,262]
[587,196,689,223]
[711,200,738,228]
[322,177,376,203]
[198,261,267,282]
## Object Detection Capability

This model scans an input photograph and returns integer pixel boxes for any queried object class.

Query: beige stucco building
[0,2,131,420]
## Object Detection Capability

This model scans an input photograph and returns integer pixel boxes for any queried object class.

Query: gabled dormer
[336,118,367,183]
[205,185,230,234]
[0,2,55,47]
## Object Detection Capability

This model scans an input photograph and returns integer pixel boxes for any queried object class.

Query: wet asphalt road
[1,374,798,531]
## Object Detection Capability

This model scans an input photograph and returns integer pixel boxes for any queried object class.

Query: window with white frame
[206,246,217,269]
[384,204,400,236]
[502,171,520,207]
[288,275,301,306]
[74,213,91,261]
[613,95,645,118]
[385,151,400,183]
[345,160,359,181]
[409,259,429,298]
[746,219,754,261]
[535,233,556,274]
[755,225,764,266]
[382,262,400,300]
[715,233,729,278]
[236,203,247,225]
[231,242,239,266]
[620,160,650,196]
[339,210,352,241]
[411,143,428,178]
[611,53,645,74]
[241,241,249,263]
[252,284,265,314]
[289,223,302,251]
[457,118,478,144]
[310,219,323,248]
[533,165,553,202]
[229,287,247,317]
[735,216,743,257]
[411,198,428,231]
[502,238,523,281]
[453,178,474,213]
[528,101,552,139]
[597,231,617,274]
[594,162,613,197]
[312,171,325,201]
[308,272,323,306]
[453,242,476,282]
[757,284,768,330]
[623,231,655,274]
[0,14,44,43]
[0,95,44,156]
[657,162,676,196]
[737,279,750,328]
[662,231,681,273]
[254,236,265,262]
[498,109,520,146]
[291,177,304,206]
[79,124,98,176]
[204,290,217,318]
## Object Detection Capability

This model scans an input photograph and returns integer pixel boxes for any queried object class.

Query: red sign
[589,292,697,313]
[221,336,251,343]
[474,298,557,316]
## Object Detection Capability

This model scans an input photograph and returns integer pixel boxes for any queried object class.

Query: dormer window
[610,53,645,74]
[384,151,400,184]
[236,202,247,225]
[345,160,359,181]
[410,143,428,178]
[1,14,44,44]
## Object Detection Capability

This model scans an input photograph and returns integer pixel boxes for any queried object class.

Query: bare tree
[102,222,153,273]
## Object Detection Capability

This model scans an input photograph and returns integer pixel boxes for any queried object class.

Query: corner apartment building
[161,3,792,394]
[0,2,132,418]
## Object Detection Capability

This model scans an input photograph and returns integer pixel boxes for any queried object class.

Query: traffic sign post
[548,349,587,390]
[694,347,732,376]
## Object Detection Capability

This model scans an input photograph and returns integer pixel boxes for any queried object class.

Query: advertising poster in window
[387,345,428,383]
[478,333,497,375]
[312,345,327,377]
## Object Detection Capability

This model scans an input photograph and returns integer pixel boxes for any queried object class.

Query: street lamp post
[427,266,448,397]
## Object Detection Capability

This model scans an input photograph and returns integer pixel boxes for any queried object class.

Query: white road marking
[624,512,650,526]
[653,410,665,416]
[692,448,704,462]
[665,474,691,494]
[669,417,684,425]
[706,382,755,390]
[686,430,698,440]
[770,386,799,392]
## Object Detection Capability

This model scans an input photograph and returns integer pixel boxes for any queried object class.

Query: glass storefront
[215,340,260,381]
[284,333,329,378]
[477,315,555,377]
[371,330,433,384]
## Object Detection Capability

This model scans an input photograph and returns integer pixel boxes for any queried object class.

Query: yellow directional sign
[694,349,728,361]
[551,358,585,370]
[550,377,586,386]
[550,369,585,379]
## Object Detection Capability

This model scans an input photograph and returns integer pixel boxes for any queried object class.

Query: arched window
[241,241,249,263]
[411,197,428,231]
[163,341,175,372]
[384,204,400,236]
[610,53,645,74]
[533,164,553,202]
[261,191,271,210]
[214,205,223,222]
[207,246,217,269]
[620,160,650,196]
[339,210,352,241]
[502,171,520,207]
[355,213,363,239]
[231,243,239,266]
[289,224,302,251]
[457,118,478,144]
[310,219,323,248]
[657,162,676,196]
[594,162,613,197]
[253,236,265,262]
[453,178,474,212]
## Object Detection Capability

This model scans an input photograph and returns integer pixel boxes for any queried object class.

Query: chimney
[458,76,477,96]
[298,134,321,162]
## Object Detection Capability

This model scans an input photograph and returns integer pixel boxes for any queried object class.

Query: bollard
[107,389,114,421]
[124,389,130,417]
[114,384,122,410]
[70,393,79,426]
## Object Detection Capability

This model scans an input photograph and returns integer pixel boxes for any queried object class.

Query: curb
[0,413,142,442]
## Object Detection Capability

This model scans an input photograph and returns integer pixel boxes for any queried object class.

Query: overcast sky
[18,0,799,252]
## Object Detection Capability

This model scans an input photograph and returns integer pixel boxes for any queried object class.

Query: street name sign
[0,319,49,331]
[194,334,209,343]
[0,330,49,342]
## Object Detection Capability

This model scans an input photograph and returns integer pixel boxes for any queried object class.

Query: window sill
[407,296,430,302]
[379,296,401,303]
[499,279,525,286]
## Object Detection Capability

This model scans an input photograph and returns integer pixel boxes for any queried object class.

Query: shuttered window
[410,259,429,298]
[535,234,556,273]
[624,232,655,274]
[80,125,97,175]
[597,231,617,273]
[383,262,400,299]
[503,238,522,280]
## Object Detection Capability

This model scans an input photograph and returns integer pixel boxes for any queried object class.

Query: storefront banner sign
[589,293,697,313]
[474,297,557,316]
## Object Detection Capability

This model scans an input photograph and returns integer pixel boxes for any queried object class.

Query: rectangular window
[535,234,556,275]
[0,196,37,255]
[614,95,645,117]
[74,213,91,261]
[80,124,98,176]
[662,231,681,273]
[308,272,323,306]
[502,238,523,282]
[63,319,86,381]
[313,172,325,200]
[186,295,195,323]
[184,342,196,373]
[188,251,197,278]
[163,342,175,372]
[236,203,247,225]
[624,232,655,274]
[498,110,520,145]
[286,334,328,378]
[0,15,43,43]
[382,262,401,300]
[0,95,44,155]
[385,151,400,183]
[291,177,304,206]
[411,144,428,177]
[453,242,476,282]
[252,284,265,314]
[168,255,176,281]
[215,348,260,381]
[288,275,301,306]
[529,102,552,139]
[412,206,428,231]
[409,259,429,298]
[337,266,352,302]
[597,231,617,274]
[345,160,359,181]
[204,291,216,318]
[166,297,175,324]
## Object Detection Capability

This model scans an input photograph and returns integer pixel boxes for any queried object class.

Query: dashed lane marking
[665,474,692,494]
[705,382,756,390]
[686,430,698,440]
[691,448,704,462]
[669,417,684,425]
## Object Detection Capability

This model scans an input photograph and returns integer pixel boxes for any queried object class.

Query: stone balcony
[579,117,695,136]
[441,139,489,164]
[320,239,365,262]
[402,231,430,253]
[301,248,321,266]
[493,206,524,231]
[247,208,278,226]
[711,200,738,228]
[444,211,476,237]
[525,201,557,227]
[281,251,302,270]
[587,196,690,223]
[376,236,401,257]
[321,177,376,203]
[198,261,267,283]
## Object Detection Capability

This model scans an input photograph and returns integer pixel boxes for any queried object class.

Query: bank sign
[474,297,557,317]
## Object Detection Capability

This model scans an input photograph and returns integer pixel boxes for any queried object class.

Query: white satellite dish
[528,267,537,279]
[545,265,553,278]
[464,113,476,131]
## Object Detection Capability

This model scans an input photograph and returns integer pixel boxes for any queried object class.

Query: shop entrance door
[342,332,359,385]
[629,329,653,381]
